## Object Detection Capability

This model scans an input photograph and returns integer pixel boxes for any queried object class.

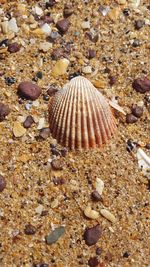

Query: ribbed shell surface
[49,76,116,149]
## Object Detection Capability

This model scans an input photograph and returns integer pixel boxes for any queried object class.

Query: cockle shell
[49,76,117,149]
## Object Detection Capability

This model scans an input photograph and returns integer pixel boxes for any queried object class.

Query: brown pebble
[132,77,150,93]
[88,257,99,267]
[96,247,102,255]
[108,75,116,86]
[47,86,58,96]
[91,190,102,201]
[84,224,102,246]
[131,105,143,118]
[18,81,41,100]
[145,144,150,150]
[0,103,10,122]
[51,148,61,156]
[56,19,70,33]
[88,49,96,59]
[39,128,50,140]
[23,115,34,128]
[134,20,144,30]
[51,159,63,170]
[105,251,112,261]
[0,175,6,192]
[63,4,74,17]
[51,47,64,60]
[24,224,36,235]
[60,147,68,157]
[8,42,20,53]
[126,114,138,123]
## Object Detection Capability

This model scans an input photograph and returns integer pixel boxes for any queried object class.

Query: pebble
[88,49,96,59]
[39,42,52,52]
[84,206,99,219]
[51,159,63,170]
[132,77,150,93]
[23,115,34,128]
[8,18,19,33]
[145,144,150,150]
[46,0,56,8]
[105,251,112,261]
[33,264,49,267]
[8,42,20,53]
[24,224,36,235]
[60,147,68,157]
[47,86,59,96]
[18,81,41,100]
[82,66,92,74]
[100,209,116,223]
[98,6,110,16]
[33,6,43,16]
[0,103,10,122]
[5,77,15,86]
[131,105,143,118]
[41,23,51,35]
[126,113,138,123]
[51,148,61,156]
[37,118,45,130]
[63,4,74,17]
[81,21,90,29]
[45,226,65,245]
[13,122,26,137]
[88,257,99,267]
[96,247,102,255]
[36,71,43,79]
[51,58,69,76]
[39,128,50,139]
[123,251,130,258]
[83,224,102,246]
[56,19,70,33]
[109,75,116,86]
[91,191,102,201]
[96,177,104,195]
[35,204,44,215]
[134,20,144,30]
[51,47,64,60]
[0,175,6,192]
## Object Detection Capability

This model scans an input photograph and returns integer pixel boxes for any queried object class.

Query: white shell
[49,76,116,149]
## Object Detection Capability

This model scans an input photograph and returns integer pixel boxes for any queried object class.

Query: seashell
[49,76,117,149]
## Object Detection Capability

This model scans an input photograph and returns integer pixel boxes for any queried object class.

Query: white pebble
[39,42,52,52]
[41,23,52,35]
[33,6,43,16]
[81,21,90,29]
[37,118,45,130]
[8,18,19,33]
[82,66,92,74]
[84,206,99,219]
[96,178,104,195]
[100,209,116,223]
[35,204,44,215]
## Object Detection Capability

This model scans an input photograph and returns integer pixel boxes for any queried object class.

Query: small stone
[132,39,140,47]
[83,224,102,246]
[100,209,116,223]
[45,226,65,245]
[56,19,70,33]
[109,75,116,86]
[82,66,92,74]
[37,118,45,130]
[36,71,43,79]
[23,115,34,128]
[98,6,110,16]
[5,77,15,86]
[33,6,43,16]
[145,144,150,150]
[96,177,104,195]
[132,77,150,93]
[0,103,10,122]
[18,81,41,100]
[35,204,44,215]
[39,42,52,52]
[134,20,144,30]
[41,23,51,35]
[60,148,68,157]
[51,47,64,60]
[63,4,74,17]
[51,159,63,170]
[8,42,20,53]
[0,39,9,47]
[46,0,56,8]
[123,251,130,258]
[126,114,138,123]
[39,128,50,139]
[84,206,99,220]
[88,49,96,59]
[13,122,26,137]
[91,191,102,201]
[81,21,90,29]
[131,105,143,118]
[96,247,102,255]
[8,18,19,33]
[43,94,49,101]
[51,148,61,156]
[51,58,69,76]
[0,175,6,192]
[24,224,36,235]
[88,257,99,267]
[1,21,9,34]
[47,86,59,96]
[105,251,112,261]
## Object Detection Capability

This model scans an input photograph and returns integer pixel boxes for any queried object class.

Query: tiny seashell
[49,76,117,149]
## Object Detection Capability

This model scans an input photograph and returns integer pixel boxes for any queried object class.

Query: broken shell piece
[49,76,117,150]
[100,209,116,223]
[96,178,104,195]
[84,206,99,219]
[136,148,150,170]
[109,100,126,115]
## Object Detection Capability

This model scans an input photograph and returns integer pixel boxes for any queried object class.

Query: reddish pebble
[96,247,102,255]
[126,114,138,123]
[0,103,10,122]
[51,47,64,60]
[131,105,143,118]
[88,49,96,59]
[84,224,102,246]
[88,257,99,267]
[18,81,41,100]
[134,20,144,30]
[23,115,34,128]
[105,251,112,261]
[132,77,150,93]
[8,42,20,53]
[56,19,70,33]
[109,75,116,86]
[0,175,6,192]
[39,128,50,140]
[63,4,74,17]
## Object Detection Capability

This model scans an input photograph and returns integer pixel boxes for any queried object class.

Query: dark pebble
[0,38,9,47]
[69,71,81,80]
[40,15,53,24]
[88,257,99,267]
[132,77,150,93]
[52,176,65,185]
[60,147,68,157]
[109,75,116,86]
[105,251,112,261]
[5,76,15,86]
[145,144,150,150]
[126,114,138,123]
[0,103,10,122]
[39,128,50,140]
[126,139,136,152]
[23,115,34,128]
[132,39,140,47]
[85,32,99,43]
[131,105,143,118]
[134,20,144,30]
[91,190,102,201]
[36,71,43,79]
[8,42,20,53]
[18,81,41,100]
[84,224,102,246]
[88,49,96,59]
[43,94,49,101]
[24,224,36,235]
[96,247,102,255]
[46,0,56,8]
[63,4,74,17]
[123,251,130,258]
[123,8,130,16]
[47,86,58,96]
[51,47,64,60]
[0,175,6,192]
[45,226,65,245]
[33,263,49,267]
[56,19,70,33]
[50,143,56,148]
[51,147,61,156]
[51,159,63,170]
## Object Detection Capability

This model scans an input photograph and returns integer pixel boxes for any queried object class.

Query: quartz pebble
[0,175,6,192]
[81,21,90,29]
[8,18,19,33]
[126,113,138,123]
[82,66,92,74]
[100,209,116,223]
[8,42,20,53]
[51,58,69,76]
[0,103,10,122]
[84,206,99,219]
[41,23,52,35]
[37,118,45,130]
[45,226,65,245]
[84,224,102,246]
[39,42,52,52]
[39,128,50,139]
[23,115,34,128]
[132,77,150,93]
[13,122,26,137]
[56,19,70,33]
[18,81,41,100]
